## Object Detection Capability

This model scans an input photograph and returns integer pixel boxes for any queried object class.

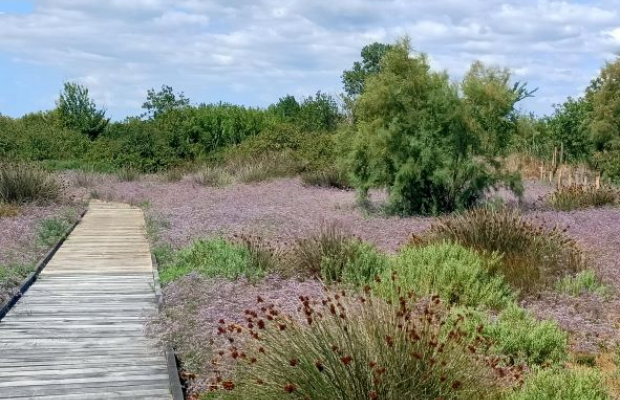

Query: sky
[0,0,619,120]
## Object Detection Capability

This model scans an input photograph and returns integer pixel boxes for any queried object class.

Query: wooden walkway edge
[0,201,175,399]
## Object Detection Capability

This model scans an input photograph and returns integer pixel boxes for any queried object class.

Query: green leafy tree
[268,95,301,122]
[56,82,109,140]
[296,91,342,132]
[587,56,620,181]
[348,39,524,215]
[342,42,393,97]
[142,85,190,119]
[547,96,593,162]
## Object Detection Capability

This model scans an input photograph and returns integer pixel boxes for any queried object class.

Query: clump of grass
[73,170,100,188]
[301,168,352,189]
[115,168,140,182]
[285,223,389,284]
[37,217,71,246]
[555,270,609,297]
[0,163,62,204]
[0,202,20,218]
[415,208,587,294]
[509,367,611,400]
[211,292,515,399]
[164,168,184,183]
[545,185,618,211]
[228,151,302,184]
[377,243,514,310]
[158,237,269,284]
[192,167,232,187]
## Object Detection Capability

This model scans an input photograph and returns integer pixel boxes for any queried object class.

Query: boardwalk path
[0,201,173,399]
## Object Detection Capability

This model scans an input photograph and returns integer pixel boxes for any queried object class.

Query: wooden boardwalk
[0,201,174,400]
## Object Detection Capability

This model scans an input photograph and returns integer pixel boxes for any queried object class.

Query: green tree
[547,96,593,162]
[268,95,301,122]
[56,82,109,140]
[342,42,393,97]
[348,39,524,215]
[296,91,342,132]
[586,57,620,182]
[142,85,190,119]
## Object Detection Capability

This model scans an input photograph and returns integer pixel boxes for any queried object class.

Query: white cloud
[0,0,619,117]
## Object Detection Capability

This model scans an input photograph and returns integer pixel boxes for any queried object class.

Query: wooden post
[557,168,563,187]
[584,175,588,186]
[539,166,544,181]
[549,171,553,183]
[560,143,564,166]
[596,174,601,189]
[553,147,558,170]
[568,172,572,186]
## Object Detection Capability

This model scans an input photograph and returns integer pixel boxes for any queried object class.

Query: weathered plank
[0,201,174,399]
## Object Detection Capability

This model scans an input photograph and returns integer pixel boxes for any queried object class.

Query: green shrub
[378,243,514,309]
[286,224,389,284]
[545,185,617,211]
[158,238,268,284]
[484,305,568,366]
[417,208,587,294]
[38,217,70,246]
[509,367,610,400]
[213,293,508,399]
[555,270,609,297]
[0,164,62,204]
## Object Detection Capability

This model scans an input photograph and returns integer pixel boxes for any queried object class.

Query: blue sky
[0,0,619,120]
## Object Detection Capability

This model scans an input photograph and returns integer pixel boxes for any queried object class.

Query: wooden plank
[0,200,173,399]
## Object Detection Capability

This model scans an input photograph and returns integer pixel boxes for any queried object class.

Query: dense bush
[347,40,525,215]
[57,82,109,139]
[416,208,587,294]
[0,163,62,204]
[300,168,352,189]
[211,292,512,399]
[378,243,513,309]
[509,367,610,400]
[545,185,617,211]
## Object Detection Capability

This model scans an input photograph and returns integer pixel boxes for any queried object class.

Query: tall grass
[555,270,609,297]
[0,163,62,204]
[212,292,513,399]
[192,167,232,187]
[0,202,20,218]
[415,208,587,294]
[545,185,618,211]
[301,168,352,189]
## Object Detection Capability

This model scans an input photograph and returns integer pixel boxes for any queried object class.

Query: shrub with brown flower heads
[208,290,519,399]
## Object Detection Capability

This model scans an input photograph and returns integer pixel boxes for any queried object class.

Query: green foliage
[484,305,568,366]
[418,208,587,294]
[378,243,514,309]
[57,82,109,139]
[555,270,609,297]
[216,293,506,400]
[348,39,524,215]
[142,85,190,119]
[38,217,70,246]
[0,163,62,204]
[588,56,620,183]
[158,238,268,284]
[342,42,393,97]
[545,184,618,211]
[547,97,593,162]
[509,367,610,400]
